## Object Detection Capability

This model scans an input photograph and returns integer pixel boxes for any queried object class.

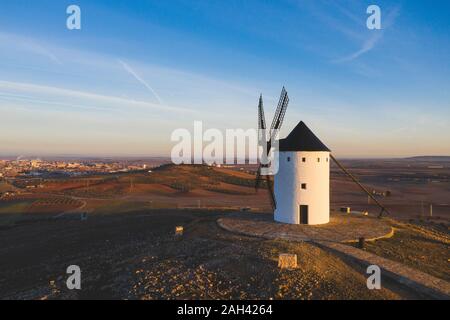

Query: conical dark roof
[279,121,330,152]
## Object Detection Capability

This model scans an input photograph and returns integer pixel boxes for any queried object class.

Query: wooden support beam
[330,154,391,218]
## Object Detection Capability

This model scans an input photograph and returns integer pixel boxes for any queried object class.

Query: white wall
[274,151,330,225]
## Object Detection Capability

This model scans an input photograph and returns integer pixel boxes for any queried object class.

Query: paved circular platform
[218,212,394,243]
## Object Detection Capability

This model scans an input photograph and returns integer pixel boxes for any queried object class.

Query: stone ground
[0,209,415,300]
[218,212,393,243]
[217,212,449,299]
[353,219,450,282]
[317,240,450,299]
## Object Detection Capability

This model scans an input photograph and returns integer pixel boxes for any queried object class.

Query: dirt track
[0,209,423,300]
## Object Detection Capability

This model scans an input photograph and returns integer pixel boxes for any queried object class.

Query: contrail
[0,31,62,65]
[332,6,401,63]
[0,80,194,114]
[118,59,163,104]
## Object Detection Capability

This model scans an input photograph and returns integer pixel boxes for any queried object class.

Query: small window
[301,183,307,189]
[326,158,329,162]
[317,158,320,162]
[287,157,291,162]
[302,157,306,162]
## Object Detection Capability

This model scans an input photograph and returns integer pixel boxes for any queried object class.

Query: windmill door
[299,205,308,224]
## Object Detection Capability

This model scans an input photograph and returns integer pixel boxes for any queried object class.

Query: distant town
[0,157,171,179]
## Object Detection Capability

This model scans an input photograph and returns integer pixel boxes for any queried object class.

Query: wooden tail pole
[330,154,391,218]
[265,174,277,210]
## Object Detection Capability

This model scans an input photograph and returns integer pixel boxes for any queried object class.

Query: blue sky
[0,0,449,157]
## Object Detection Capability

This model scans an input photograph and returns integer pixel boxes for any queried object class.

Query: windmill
[255,87,390,225]
[255,87,289,210]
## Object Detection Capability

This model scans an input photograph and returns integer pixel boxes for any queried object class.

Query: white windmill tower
[274,121,331,225]
[255,87,391,225]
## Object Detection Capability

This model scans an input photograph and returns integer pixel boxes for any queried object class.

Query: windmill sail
[255,94,266,191]
[255,87,290,211]
[268,87,289,153]
[258,94,266,131]
[270,87,289,139]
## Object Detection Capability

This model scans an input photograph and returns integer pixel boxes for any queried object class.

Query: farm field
[0,159,448,299]
[3,159,449,223]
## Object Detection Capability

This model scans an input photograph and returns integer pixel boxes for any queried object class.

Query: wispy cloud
[0,80,194,114]
[0,91,112,112]
[0,31,62,65]
[334,6,401,63]
[335,32,383,62]
[118,59,163,104]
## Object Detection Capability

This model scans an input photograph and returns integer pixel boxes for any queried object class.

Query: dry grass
[353,220,450,281]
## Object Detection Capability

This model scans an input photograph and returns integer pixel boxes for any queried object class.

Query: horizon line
[1,154,449,161]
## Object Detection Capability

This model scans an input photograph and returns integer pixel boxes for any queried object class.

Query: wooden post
[430,204,433,217]
[358,237,365,249]
[175,226,184,236]
[421,200,424,217]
